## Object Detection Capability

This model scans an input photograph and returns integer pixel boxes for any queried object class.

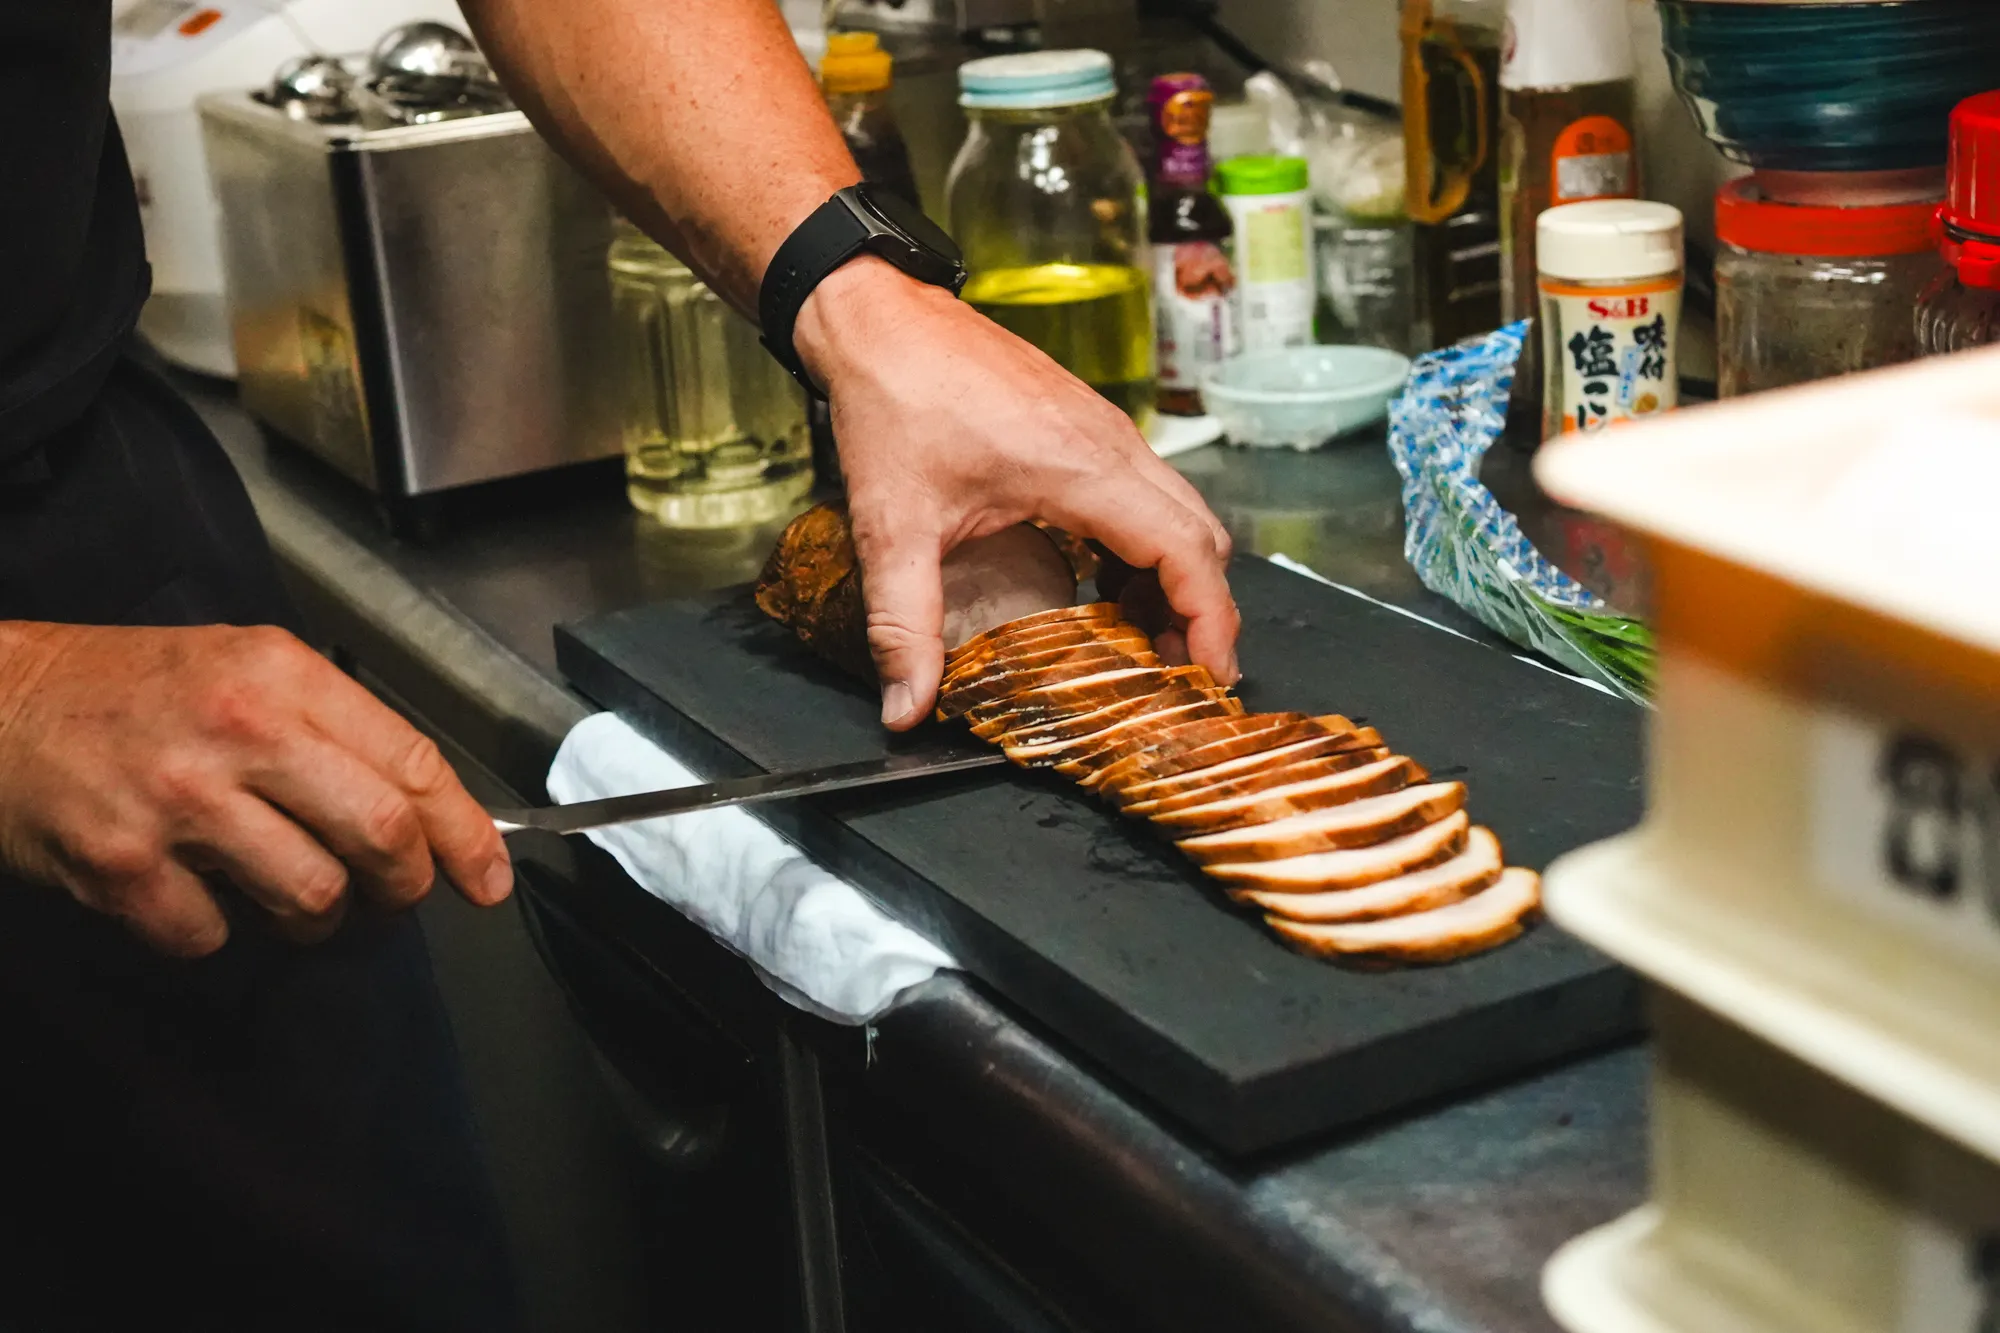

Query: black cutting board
[555,555,1644,1155]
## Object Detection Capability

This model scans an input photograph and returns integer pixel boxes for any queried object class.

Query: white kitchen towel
[546,713,957,1024]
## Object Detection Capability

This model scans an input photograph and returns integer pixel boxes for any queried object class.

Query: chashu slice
[1241,827,1502,922]
[1088,717,1370,794]
[1081,713,1321,791]
[938,648,1160,717]
[1146,755,1420,836]
[1207,811,1471,895]
[944,623,1150,684]
[987,685,1223,745]
[943,629,1152,687]
[1114,730,1383,810]
[963,666,1215,730]
[988,680,1208,740]
[946,603,1119,662]
[1045,704,1257,777]
[1123,745,1395,817]
[1176,782,1466,865]
[1077,713,1321,790]
[1013,701,1243,770]
[1266,867,1540,964]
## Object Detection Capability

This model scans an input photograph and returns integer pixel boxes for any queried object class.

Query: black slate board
[556,555,1644,1155]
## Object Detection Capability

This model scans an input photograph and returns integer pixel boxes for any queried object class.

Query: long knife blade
[489,748,1009,836]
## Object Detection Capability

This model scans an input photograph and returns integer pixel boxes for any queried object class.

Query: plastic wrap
[1388,321,1653,701]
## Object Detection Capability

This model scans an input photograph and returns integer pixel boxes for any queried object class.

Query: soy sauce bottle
[1147,72,1237,416]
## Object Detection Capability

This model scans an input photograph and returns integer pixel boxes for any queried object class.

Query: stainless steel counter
[186,375,1647,1333]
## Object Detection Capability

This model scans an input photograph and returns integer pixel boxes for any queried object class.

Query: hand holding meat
[761,506,1541,965]
[791,258,1241,731]
[0,622,512,957]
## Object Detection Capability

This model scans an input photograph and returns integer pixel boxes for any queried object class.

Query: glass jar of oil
[606,217,813,528]
[947,50,1155,429]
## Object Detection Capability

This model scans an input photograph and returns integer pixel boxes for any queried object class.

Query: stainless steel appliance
[199,89,621,525]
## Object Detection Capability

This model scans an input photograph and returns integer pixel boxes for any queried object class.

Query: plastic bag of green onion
[1388,322,1654,703]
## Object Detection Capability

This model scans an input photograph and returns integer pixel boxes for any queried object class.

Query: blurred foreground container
[1534,350,2000,1333]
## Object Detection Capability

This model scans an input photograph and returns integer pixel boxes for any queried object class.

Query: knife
[488,747,1010,836]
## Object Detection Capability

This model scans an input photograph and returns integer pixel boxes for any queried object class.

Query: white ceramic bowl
[1201,345,1412,450]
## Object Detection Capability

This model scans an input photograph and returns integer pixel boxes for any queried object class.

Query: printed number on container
[1815,712,2000,961]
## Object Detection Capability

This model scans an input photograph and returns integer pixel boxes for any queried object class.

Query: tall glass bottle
[813,30,920,488]
[1500,0,1638,434]
[820,31,920,209]
[947,50,1155,428]
[1147,72,1236,416]
[607,218,812,528]
[1401,0,1505,349]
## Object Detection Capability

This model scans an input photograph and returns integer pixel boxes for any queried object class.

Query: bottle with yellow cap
[820,31,920,210]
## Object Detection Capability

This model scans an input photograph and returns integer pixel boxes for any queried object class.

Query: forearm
[457,0,861,314]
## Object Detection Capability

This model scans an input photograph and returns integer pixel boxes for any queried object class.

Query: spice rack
[1531,349,2000,1333]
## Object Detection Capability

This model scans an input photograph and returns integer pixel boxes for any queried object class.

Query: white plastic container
[1533,347,2000,1333]
[1216,154,1316,352]
[1537,199,1683,440]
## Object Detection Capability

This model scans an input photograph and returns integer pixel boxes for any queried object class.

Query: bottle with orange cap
[819,31,920,211]
[1916,90,2000,356]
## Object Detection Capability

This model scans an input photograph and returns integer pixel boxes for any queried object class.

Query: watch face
[856,184,963,266]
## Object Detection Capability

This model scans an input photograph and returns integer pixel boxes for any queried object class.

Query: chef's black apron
[0,6,515,1330]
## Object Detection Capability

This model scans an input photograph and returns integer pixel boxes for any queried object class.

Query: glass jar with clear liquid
[607,217,813,528]
[947,50,1156,429]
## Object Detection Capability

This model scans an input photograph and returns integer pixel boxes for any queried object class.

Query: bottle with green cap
[946,50,1155,427]
[1217,155,1316,351]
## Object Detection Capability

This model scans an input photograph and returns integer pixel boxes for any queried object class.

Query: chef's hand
[794,257,1241,730]
[0,622,512,958]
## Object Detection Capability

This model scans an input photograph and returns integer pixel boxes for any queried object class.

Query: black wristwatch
[758,185,968,396]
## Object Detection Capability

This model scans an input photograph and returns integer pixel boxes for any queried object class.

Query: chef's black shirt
[0,8,520,1327]
[0,0,150,461]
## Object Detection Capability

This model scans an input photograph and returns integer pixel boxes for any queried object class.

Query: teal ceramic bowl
[1201,346,1412,450]
[1658,0,2000,172]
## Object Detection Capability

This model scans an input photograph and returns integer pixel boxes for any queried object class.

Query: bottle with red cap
[1916,90,2000,355]
[1715,179,1940,398]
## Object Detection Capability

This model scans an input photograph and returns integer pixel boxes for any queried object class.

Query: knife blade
[488,747,1010,836]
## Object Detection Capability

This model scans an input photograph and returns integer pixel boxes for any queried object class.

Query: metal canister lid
[1538,200,1684,282]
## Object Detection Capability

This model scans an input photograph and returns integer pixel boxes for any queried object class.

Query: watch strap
[759,192,875,394]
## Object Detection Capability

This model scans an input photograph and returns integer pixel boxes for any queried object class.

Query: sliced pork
[938,649,1162,717]
[1124,748,1400,818]
[1265,868,1540,963]
[946,602,1120,665]
[1089,720,1379,793]
[1146,756,1421,836]
[1236,827,1502,922]
[1205,812,1471,895]
[1112,732,1387,811]
[963,666,1215,731]
[985,686,1228,745]
[754,515,1542,966]
[943,631,1154,688]
[1008,700,1241,768]
[1048,706,1261,777]
[1176,783,1466,866]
